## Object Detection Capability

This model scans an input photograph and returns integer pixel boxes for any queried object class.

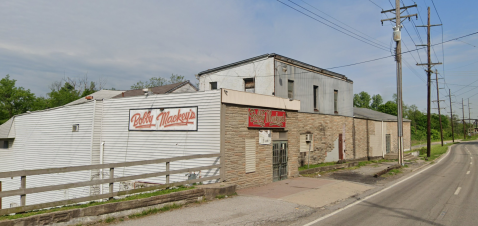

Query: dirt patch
[326,172,385,184]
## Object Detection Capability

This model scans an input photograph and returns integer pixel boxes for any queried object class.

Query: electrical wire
[276,0,390,52]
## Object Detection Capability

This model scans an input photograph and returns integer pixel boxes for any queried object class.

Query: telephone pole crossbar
[415,7,442,157]
[381,1,417,165]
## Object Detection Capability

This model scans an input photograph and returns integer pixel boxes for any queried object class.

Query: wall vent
[72,124,79,132]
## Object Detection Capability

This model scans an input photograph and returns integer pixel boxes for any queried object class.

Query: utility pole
[462,98,466,140]
[381,0,417,165]
[468,99,472,135]
[448,89,455,142]
[416,7,442,158]
[432,70,444,146]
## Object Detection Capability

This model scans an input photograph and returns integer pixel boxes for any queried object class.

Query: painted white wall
[99,90,221,191]
[199,58,275,96]
[324,138,339,162]
[0,103,95,209]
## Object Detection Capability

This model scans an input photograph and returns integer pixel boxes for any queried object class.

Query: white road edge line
[455,187,462,195]
[302,145,454,226]
[467,171,470,175]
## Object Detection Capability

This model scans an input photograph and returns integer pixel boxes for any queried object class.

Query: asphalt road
[303,141,478,226]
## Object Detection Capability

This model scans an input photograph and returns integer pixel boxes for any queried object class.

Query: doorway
[386,134,391,154]
[273,141,288,182]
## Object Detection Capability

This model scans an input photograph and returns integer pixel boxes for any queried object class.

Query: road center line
[467,171,470,174]
[455,187,461,195]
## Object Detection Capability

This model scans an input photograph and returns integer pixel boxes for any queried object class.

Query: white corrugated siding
[100,91,221,191]
[0,102,95,209]
[245,139,256,173]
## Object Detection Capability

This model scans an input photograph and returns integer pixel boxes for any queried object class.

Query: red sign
[248,108,286,128]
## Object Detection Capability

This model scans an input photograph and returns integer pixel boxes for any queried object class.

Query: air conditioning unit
[305,134,313,142]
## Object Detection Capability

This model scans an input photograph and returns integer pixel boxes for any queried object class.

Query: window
[2,141,8,149]
[210,82,217,90]
[313,86,319,111]
[288,80,294,99]
[72,124,79,132]
[334,90,338,114]
[244,78,255,93]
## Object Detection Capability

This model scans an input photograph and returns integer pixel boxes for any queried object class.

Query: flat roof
[197,53,353,83]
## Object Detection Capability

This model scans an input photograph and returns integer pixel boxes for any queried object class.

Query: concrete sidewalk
[238,177,373,208]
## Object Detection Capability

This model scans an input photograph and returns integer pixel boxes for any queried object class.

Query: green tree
[47,82,81,107]
[131,74,185,89]
[353,91,371,108]
[377,101,398,116]
[0,75,37,124]
[370,94,383,110]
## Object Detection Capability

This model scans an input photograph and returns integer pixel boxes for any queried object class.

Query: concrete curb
[0,184,236,226]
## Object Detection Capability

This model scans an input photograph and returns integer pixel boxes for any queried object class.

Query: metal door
[386,134,391,154]
[338,134,343,160]
[273,141,288,182]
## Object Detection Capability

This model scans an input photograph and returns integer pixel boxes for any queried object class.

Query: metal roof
[66,90,124,106]
[0,117,14,139]
[353,107,411,122]
[112,80,197,98]
[197,53,353,83]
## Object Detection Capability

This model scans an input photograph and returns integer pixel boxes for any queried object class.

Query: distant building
[196,53,353,116]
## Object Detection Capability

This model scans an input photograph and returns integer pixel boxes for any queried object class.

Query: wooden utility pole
[435,70,444,146]
[416,7,442,157]
[448,89,455,142]
[381,0,417,165]
[468,99,472,135]
[463,98,466,139]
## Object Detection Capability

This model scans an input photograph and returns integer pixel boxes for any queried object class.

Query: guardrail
[0,153,221,216]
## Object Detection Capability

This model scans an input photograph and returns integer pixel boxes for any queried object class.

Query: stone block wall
[353,118,369,159]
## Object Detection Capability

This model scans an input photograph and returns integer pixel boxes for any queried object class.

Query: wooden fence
[0,153,221,216]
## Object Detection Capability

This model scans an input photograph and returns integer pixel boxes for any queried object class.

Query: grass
[0,186,194,221]
[387,168,402,176]
[299,162,337,171]
[463,134,478,141]
[105,217,115,223]
[128,203,182,219]
[418,142,458,161]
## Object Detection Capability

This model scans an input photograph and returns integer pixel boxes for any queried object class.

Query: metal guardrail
[0,153,221,216]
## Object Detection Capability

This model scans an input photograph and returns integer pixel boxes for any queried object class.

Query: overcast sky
[1,0,477,118]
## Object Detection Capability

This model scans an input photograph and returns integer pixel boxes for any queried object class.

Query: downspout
[100,141,105,194]
[382,121,384,158]
[366,119,370,160]
[353,117,356,159]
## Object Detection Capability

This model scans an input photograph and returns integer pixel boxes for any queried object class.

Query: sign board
[129,107,198,131]
[259,130,271,145]
[248,108,286,128]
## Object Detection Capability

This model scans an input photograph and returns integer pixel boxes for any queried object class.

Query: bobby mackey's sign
[248,108,286,128]
[129,107,198,131]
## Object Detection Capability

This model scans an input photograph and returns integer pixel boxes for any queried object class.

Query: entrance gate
[273,141,288,182]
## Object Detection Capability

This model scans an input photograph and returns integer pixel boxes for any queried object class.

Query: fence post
[109,168,114,200]
[166,162,170,185]
[20,176,26,206]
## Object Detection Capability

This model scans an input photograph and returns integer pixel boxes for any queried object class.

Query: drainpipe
[100,142,105,194]
[352,118,356,159]
[366,120,370,160]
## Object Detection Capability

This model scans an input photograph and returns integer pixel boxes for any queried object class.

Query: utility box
[393,26,401,41]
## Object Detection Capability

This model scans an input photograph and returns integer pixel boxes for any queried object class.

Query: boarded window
[313,86,319,111]
[244,78,255,93]
[210,82,217,90]
[334,90,338,114]
[288,80,294,99]
[245,139,256,173]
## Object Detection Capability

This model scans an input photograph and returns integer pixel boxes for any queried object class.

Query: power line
[276,0,390,51]
[368,0,383,10]
[326,31,478,69]
[299,0,389,47]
